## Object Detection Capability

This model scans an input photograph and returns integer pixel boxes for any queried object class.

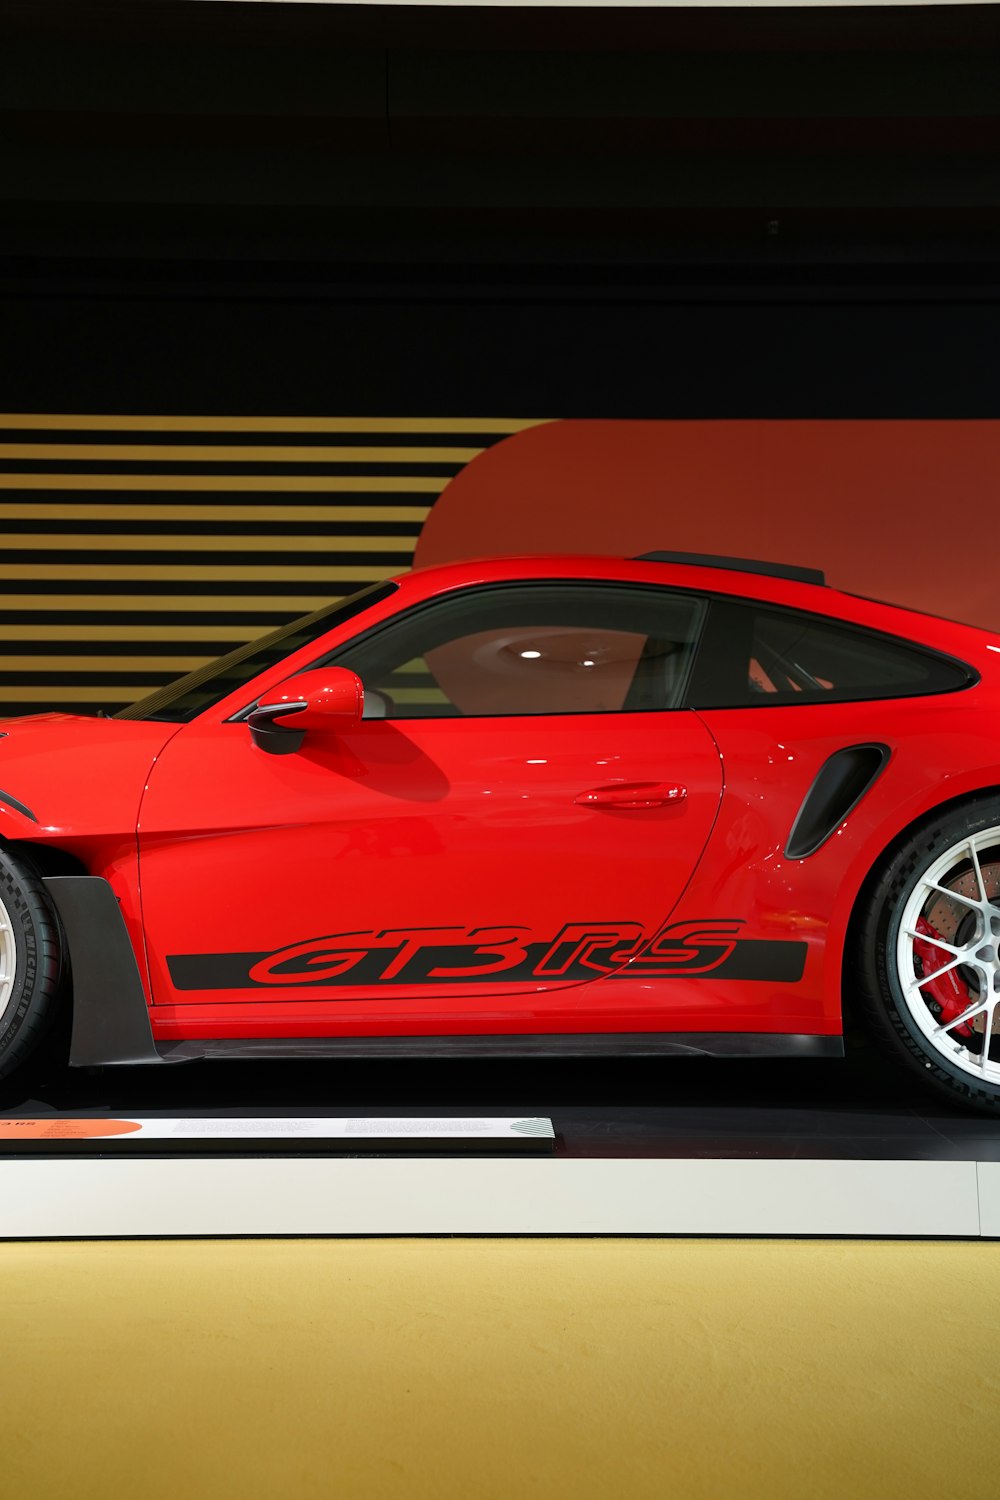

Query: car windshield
[113,582,398,724]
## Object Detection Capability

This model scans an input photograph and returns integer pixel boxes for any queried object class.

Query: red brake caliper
[913,916,974,1036]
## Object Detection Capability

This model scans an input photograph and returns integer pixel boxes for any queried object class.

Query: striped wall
[0,415,547,718]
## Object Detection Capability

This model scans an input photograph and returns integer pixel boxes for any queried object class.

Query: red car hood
[0,713,178,838]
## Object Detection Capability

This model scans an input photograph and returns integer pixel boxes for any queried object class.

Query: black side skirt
[159,1033,844,1062]
[44,875,844,1067]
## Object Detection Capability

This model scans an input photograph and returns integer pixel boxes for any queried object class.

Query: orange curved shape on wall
[415,420,1000,631]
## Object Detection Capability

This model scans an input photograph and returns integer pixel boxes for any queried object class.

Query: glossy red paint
[4,553,1000,1050]
[0,712,180,1002]
[259,666,364,730]
[668,691,1000,1035]
[137,710,724,1032]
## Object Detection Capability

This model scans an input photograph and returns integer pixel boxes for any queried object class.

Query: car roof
[393,552,999,665]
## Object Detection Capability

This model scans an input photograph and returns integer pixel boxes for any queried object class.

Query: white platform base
[1,1157,997,1238]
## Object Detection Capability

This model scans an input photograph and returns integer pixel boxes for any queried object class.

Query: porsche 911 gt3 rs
[3,549,1000,1111]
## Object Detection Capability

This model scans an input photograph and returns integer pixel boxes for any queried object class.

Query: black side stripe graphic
[167,936,808,992]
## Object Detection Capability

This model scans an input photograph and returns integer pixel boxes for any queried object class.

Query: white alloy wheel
[895,828,1000,1086]
[851,798,1000,1112]
[0,849,62,1082]
[0,887,16,1027]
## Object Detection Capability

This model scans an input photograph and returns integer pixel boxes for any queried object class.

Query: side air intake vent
[785,744,890,859]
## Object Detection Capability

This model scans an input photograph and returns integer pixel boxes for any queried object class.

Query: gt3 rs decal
[165,918,807,992]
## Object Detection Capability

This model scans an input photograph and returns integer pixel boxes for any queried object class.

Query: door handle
[574,781,687,809]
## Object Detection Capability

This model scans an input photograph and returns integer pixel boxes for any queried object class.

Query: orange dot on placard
[0,1118,142,1139]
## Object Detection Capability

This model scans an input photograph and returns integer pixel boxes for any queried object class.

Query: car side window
[689,599,974,708]
[323,583,705,718]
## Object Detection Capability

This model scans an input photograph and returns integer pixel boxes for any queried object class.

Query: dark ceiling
[3,2,1000,290]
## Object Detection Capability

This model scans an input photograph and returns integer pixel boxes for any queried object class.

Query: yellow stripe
[0,475,447,493]
[0,686,148,702]
[0,503,431,522]
[4,534,416,553]
[0,655,209,673]
[0,624,263,642]
[0,594,335,612]
[0,444,481,464]
[0,415,552,434]
[4,565,398,581]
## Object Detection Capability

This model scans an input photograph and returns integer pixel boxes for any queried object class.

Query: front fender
[0,795,41,840]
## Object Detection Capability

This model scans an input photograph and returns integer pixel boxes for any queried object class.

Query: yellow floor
[2,1238,997,1500]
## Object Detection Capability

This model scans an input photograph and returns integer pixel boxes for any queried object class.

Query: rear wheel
[0,848,63,1082]
[854,797,1000,1112]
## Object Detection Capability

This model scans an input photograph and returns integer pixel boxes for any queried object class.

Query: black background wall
[4,1,1000,415]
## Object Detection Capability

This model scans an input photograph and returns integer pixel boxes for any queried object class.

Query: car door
[136,580,724,1033]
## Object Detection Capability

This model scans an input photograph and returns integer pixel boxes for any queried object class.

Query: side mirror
[247,666,363,755]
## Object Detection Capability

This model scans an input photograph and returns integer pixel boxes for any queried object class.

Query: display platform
[3,1053,1000,1238]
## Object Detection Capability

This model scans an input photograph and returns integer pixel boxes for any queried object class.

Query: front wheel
[854,797,1000,1113]
[0,849,63,1082]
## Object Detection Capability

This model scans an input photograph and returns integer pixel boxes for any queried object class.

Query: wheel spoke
[921,879,983,912]
[932,994,990,1037]
[983,1002,997,1072]
[905,951,971,992]
[904,927,961,956]
[969,840,989,903]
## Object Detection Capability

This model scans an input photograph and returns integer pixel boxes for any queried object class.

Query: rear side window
[689,600,975,709]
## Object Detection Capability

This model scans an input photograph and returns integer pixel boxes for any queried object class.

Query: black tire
[0,847,63,1082]
[852,795,1000,1114]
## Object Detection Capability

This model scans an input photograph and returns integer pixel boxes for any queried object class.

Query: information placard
[0,1116,555,1153]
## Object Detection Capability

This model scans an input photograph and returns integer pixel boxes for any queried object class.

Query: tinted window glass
[324,584,705,718]
[689,599,974,709]
[115,582,397,723]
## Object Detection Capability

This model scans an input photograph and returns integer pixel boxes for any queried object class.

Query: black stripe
[1,642,238,658]
[4,550,406,568]
[0,610,302,627]
[0,430,507,450]
[0,570,395,588]
[0,460,465,478]
[0,671,177,687]
[166,938,808,991]
[0,705,117,717]
[0,579,362,598]
[2,518,425,538]
[0,486,441,503]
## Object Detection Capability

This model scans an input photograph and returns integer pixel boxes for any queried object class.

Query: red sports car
[3,551,1000,1111]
